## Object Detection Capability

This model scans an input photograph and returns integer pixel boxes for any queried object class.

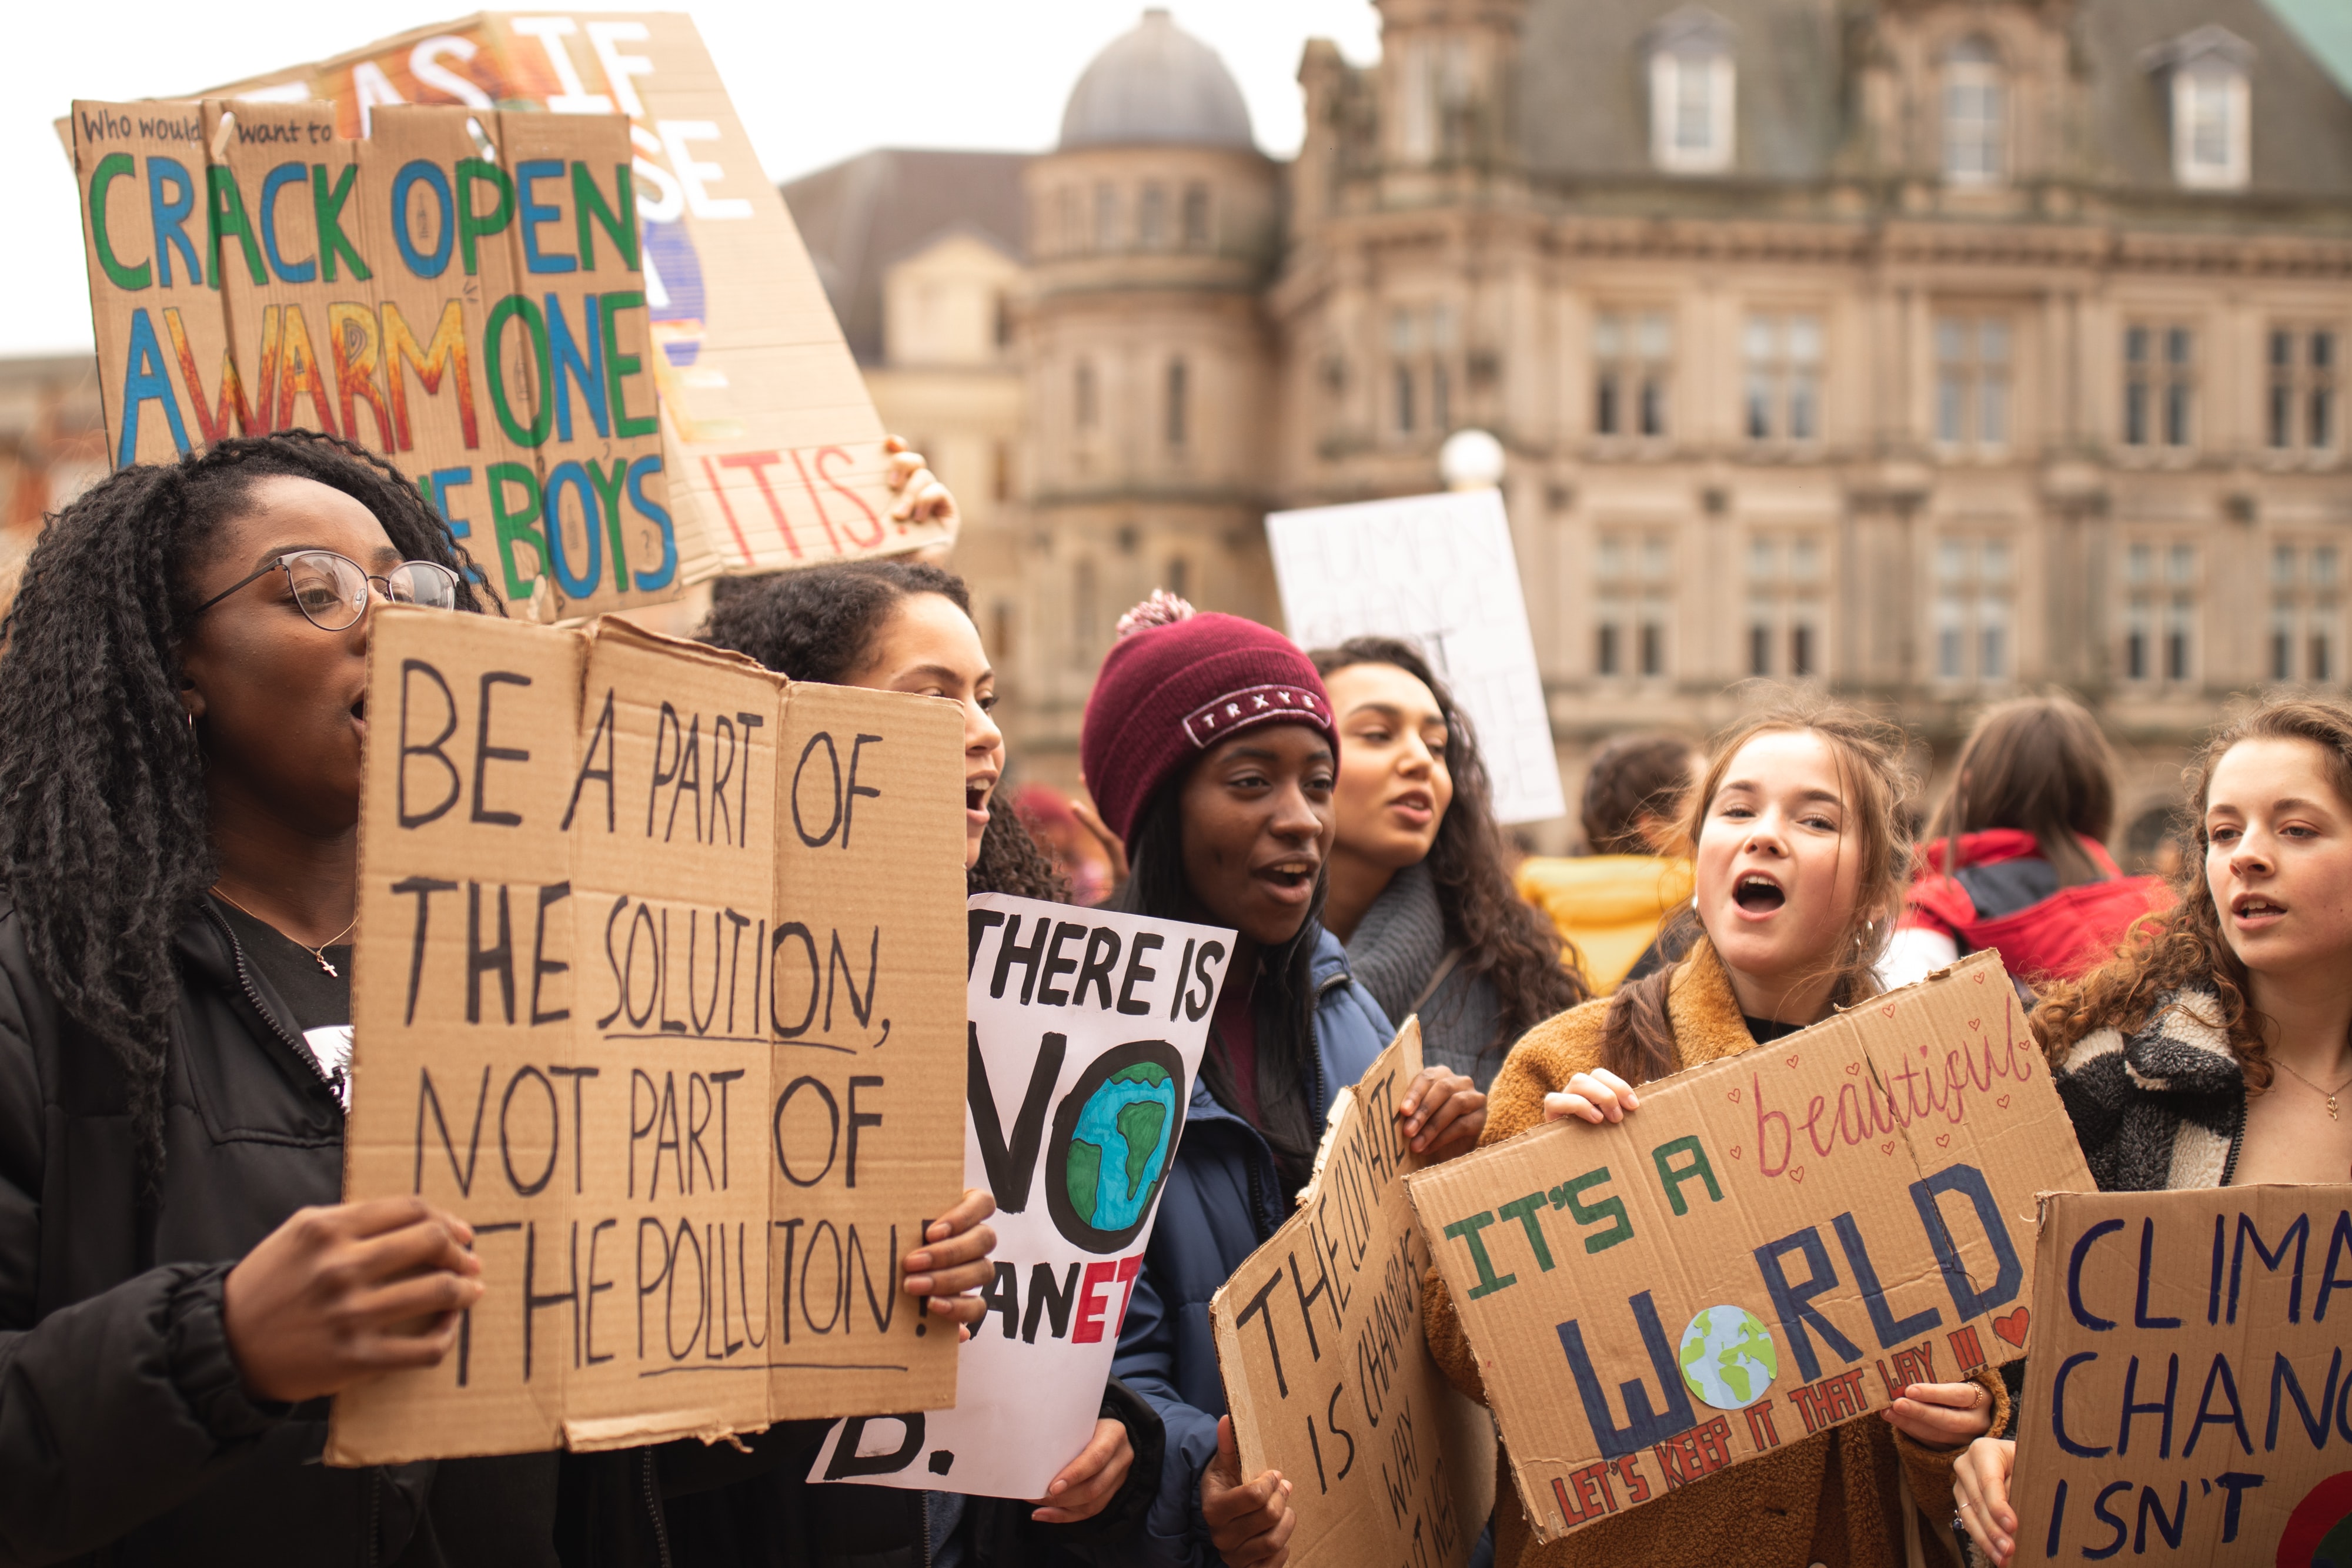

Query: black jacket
[0,892,1162,1568]
[0,892,563,1567]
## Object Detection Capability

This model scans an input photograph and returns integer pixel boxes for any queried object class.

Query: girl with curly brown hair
[1950,695,2352,1566]
[1308,636,1589,1091]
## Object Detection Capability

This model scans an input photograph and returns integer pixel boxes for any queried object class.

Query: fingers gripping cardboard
[1404,952,2094,1544]
[1211,1021,1498,1568]
[331,607,967,1463]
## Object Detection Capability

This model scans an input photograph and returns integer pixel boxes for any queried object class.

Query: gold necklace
[2273,1055,2352,1121]
[211,885,356,977]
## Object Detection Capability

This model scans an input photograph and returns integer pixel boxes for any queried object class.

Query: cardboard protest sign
[1266,489,1565,826]
[1405,951,2094,1544]
[2007,1185,2352,1564]
[331,606,967,1463]
[203,14,936,574]
[804,894,1232,1497]
[69,99,683,621]
[1211,1021,1497,1568]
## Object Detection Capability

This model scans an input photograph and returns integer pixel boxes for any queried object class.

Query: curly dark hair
[1582,732,1698,855]
[1309,637,1590,1064]
[702,559,1067,902]
[2029,696,2352,1091]
[0,432,493,1189]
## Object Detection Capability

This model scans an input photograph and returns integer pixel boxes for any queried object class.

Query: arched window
[1943,38,2004,185]
[1645,7,1735,174]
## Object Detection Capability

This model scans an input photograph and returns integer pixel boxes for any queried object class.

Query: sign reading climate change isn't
[331,607,967,1465]
[1405,952,2095,1544]
[72,99,683,620]
[805,895,1230,1499]
[2008,1186,2352,1564]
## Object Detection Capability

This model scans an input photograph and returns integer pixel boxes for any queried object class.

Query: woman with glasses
[0,432,997,1567]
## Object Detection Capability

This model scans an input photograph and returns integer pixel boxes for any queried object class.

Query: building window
[1942,38,2004,185]
[991,440,1011,503]
[1166,556,1190,603]
[1398,35,1474,163]
[1059,186,1085,253]
[1596,530,1673,679]
[1745,313,1822,442]
[1389,304,1458,438]
[993,292,1013,350]
[991,600,1015,662]
[1072,558,1099,667]
[1935,317,2010,449]
[1074,360,1098,430]
[1181,183,1211,249]
[2123,325,2195,449]
[2123,541,2199,686]
[1933,536,2014,685]
[1093,183,1120,250]
[1165,359,1188,449]
[2154,28,2253,190]
[1745,533,1825,679]
[2269,542,2340,683]
[1595,310,1672,439]
[1645,7,1735,174]
[1139,183,1167,250]
[2268,327,2337,452]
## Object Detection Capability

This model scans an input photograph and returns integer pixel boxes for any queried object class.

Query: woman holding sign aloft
[1424,699,2005,1568]
[1948,696,2352,1567]
[1074,594,1489,1568]
[0,432,998,1567]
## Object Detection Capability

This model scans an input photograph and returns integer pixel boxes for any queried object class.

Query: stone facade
[786,0,2352,856]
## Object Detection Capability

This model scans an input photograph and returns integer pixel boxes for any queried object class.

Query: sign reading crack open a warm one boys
[329,607,967,1464]
[1405,952,2094,1544]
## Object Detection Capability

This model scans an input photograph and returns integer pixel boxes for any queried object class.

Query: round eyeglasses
[189,550,462,632]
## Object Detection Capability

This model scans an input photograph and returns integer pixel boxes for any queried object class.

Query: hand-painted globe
[1678,1304,1779,1411]
[1063,1061,1177,1234]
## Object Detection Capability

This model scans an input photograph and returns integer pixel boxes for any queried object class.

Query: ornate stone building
[786,0,2352,854]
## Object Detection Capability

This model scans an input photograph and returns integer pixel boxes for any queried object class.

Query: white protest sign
[807,894,1232,1497]
[1266,489,1565,825]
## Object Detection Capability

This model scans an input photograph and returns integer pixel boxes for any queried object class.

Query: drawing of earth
[1678,1304,1779,1411]
[1046,1042,1187,1253]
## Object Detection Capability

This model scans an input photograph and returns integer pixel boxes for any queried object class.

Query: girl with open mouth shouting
[1422,699,2004,1568]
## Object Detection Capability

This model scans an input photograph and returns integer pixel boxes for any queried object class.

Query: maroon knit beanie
[1080,593,1338,846]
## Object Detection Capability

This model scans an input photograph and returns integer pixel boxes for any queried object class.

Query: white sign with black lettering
[807,894,1230,1498]
[1267,488,1566,825]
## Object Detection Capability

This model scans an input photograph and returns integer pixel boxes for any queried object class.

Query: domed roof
[1059,9,1255,152]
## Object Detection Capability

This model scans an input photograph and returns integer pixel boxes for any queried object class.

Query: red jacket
[1902,829,2173,984]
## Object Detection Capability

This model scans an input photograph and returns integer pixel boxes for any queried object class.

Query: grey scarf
[1343,862,1506,1089]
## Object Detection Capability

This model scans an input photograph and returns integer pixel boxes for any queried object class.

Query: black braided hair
[703,559,1068,902]
[0,431,491,1190]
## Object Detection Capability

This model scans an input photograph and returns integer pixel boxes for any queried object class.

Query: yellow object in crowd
[1514,854,1694,993]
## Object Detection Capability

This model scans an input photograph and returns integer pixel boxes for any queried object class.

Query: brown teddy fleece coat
[1422,938,2007,1568]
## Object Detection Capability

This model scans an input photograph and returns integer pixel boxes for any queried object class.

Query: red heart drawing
[1788,1166,1806,1183]
[1935,1133,1952,1148]
[1879,1141,1895,1155]
[1880,1004,1897,1017]
[1967,1017,1982,1032]
[1728,1145,1742,1160]
[1992,1308,2030,1348]
[1974,972,1987,984]
[1845,1062,1862,1076]
[1728,1088,1742,1103]
[1786,1055,1800,1069]
[1996,1094,2011,1110]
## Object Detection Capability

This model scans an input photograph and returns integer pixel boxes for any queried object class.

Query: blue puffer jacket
[1106,928,1392,1568]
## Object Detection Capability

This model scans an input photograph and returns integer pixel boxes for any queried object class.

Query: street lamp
[1438,427,1505,492]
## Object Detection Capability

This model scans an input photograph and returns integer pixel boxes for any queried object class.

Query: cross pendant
[318,954,339,978]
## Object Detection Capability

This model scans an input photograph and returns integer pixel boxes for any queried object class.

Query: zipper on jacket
[640,1447,673,1568]
[364,1471,381,1568]
[197,899,341,1101]
[2219,1092,2248,1187]
[921,1489,935,1568]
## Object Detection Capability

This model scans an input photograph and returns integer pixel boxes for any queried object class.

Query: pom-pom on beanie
[1080,593,1338,846]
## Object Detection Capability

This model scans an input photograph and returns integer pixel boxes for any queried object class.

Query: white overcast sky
[1,2,1381,358]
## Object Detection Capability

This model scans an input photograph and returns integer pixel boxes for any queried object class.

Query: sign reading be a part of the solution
[332,607,967,1464]
[1212,1021,1496,1568]
[1405,952,2094,1544]
[806,895,1230,1499]
[2008,1185,2352,1564]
